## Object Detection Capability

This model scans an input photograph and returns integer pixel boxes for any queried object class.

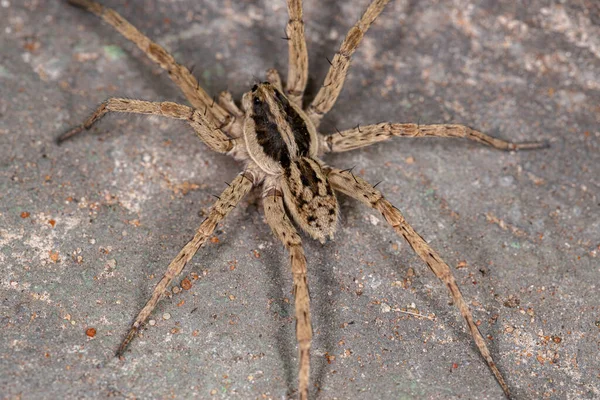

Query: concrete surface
[1,1,599,399]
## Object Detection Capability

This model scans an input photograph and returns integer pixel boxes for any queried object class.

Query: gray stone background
[1,0,598,399]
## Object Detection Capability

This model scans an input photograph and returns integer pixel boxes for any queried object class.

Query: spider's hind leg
[327,167,512,399]
[263,188,312,400]
[116,171,254,357]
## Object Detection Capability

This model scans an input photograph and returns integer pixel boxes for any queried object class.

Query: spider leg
[285,0,309,107]
[266,68,284,93]
[306,0,390,128]
[216,91,245,139]
[327,167,512,399]
[116,171,255,357]
[57,98,234,154]
[321,122,548,154]
[67,0,230,129]
[218,91,244,119]
[263,188,312,400]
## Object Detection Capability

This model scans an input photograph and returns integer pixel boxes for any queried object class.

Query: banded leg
[216,91,245,139]
[327,168,512,399]
[117,171,254,356]
[57,98,234,154]
[218,91,244,119]
[285,0,309,106]
[306,0,390,127]
[67,0,230,128]
[263,189,312,400]
[323,123,548,153]
[266,68,284,93]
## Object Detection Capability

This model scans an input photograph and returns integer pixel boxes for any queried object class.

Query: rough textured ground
[1,1,599,399]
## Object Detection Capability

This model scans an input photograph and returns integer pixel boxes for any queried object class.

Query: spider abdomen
[281,157,338,243]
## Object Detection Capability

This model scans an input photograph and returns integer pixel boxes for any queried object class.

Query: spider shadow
[248,3,288,83]
[308,239,339,397]
[259,239,296,395]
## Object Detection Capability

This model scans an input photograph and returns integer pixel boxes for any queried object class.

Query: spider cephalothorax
[60,1,547,399]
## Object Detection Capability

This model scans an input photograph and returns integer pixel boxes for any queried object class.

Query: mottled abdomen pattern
[281,157,338,243]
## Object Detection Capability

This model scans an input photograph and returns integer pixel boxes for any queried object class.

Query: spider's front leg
[266,68,284,93]
[263,188,312,400]
[327,168,512,399]
[57,98,234,154]
[116,171,254,356]
[67,0,230,128]
[321,122,548,154]
[285,0,309,106]
[307,0,390,127]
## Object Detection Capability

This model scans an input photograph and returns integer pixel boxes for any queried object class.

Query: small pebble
[552,336,562,344]
[162,313,171,320]
[149,319,156,326]
[181,277,192,290]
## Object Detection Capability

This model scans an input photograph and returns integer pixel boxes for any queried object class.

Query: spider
[59,0,547,398]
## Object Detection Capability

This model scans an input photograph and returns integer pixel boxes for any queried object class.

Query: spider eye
[253,97,261,105]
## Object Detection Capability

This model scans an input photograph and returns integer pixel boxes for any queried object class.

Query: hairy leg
[266,68,284,93]
[117,171,254,356]
[327,167,512,399]
[306,0,390,127]
[321,122,548,153]
[285,0,309,107]
[57,98,234,154]
[263,188,312,400]
[218,91,244,119]
[67,0,230,129]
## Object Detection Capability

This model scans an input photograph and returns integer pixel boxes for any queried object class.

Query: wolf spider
[59,0,546,398]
